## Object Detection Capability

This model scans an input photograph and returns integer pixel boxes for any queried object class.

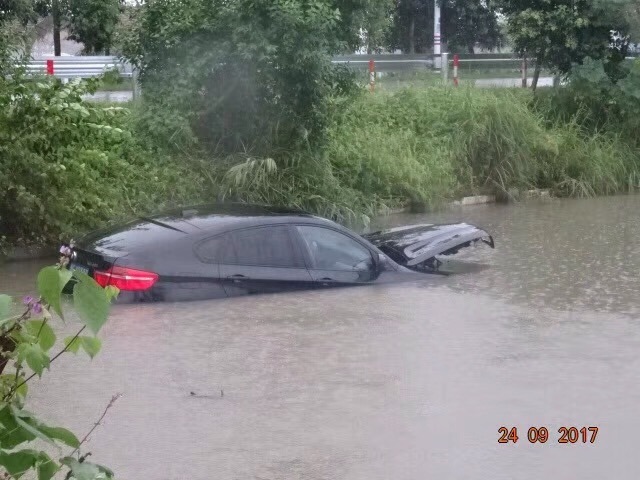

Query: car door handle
[319,277,337,285]
[227,274,248,283]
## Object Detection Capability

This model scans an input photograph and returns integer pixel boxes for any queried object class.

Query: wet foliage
[0,249,117,480]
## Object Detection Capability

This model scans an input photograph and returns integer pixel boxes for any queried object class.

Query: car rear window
[196,233,233,263]
[231,226,302,267]
[196,226,302,267]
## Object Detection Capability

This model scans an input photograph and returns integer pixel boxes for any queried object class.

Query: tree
[443,0,503,53]
[498,0,631,90]
[388,0,502,54]
[121,0,380,154]
[0,0,36,70]
[346,0,395,52]
[388,0,430,53]
[67,0,120,54]
[624,0,640,41]
[0,0,37,25]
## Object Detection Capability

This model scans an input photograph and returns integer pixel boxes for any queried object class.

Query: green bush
[533,58,640,148]
[325,86,640,202]
[326,91,457,206]
[0,76,213,247]
[219,153,383,227]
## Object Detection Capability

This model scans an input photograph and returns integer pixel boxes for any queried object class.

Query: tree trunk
[408,16,415,54]
[531,51,544,92]
[52,0,61,57]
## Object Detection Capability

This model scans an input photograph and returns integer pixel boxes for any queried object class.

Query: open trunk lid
[363,223,494,267]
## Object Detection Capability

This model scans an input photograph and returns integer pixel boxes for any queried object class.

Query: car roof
[147,203,334,234]
[77,203,366,259]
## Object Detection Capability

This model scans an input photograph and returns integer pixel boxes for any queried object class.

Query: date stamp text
[498,426,599,444]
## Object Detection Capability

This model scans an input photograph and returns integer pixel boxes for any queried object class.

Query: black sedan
[63,203,494,302]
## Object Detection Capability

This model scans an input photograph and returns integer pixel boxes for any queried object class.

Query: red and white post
[369,59,375,92]
[453,54,459,87]
[46,59,54,76]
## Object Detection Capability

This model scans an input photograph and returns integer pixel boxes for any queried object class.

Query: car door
[293,225,384,287]
[218,225,314,297]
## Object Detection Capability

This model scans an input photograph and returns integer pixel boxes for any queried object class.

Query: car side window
[229,226,302,268]
[195,233,233,263]
[296,226,373,271]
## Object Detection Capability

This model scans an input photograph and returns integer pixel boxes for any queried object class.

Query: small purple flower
[59,245,72,256]
[31,302,43,315]
[22,296,34,306]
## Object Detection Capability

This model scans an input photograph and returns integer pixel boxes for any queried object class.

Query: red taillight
[93,266,158,291]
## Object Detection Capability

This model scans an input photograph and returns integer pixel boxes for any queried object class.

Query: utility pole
[52,0,61,56]
[434,0,441,56]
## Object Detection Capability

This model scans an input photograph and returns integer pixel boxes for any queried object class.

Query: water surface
[4,195,639,479]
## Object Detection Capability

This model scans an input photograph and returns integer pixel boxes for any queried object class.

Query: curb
[3,246,55,263]
[389,188,552,213]
[450,194,496,207]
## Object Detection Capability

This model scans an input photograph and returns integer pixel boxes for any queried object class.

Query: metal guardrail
[332,54,433,71]
[27,54,435,78]
[25,56,132,79]
[24,53,639,80]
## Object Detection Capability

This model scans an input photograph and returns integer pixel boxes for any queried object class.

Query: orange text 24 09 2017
[498,426,599,444]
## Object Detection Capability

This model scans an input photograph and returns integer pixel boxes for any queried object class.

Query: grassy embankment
[325,86,639,205]
[3,82,639,253]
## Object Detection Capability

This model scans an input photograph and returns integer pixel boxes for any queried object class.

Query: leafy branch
[0,257,118,480]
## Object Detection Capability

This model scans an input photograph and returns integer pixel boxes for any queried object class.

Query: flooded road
[3,195,640,479]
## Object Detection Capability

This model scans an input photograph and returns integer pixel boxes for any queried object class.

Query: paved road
[475,76,555,87]
[83,91,134,103]
[86,77,556,103]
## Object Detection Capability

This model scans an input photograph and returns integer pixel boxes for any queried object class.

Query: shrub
[0,255,117,479]
[533,58,640,149]
[0,76,214,247]
[325,85,640,203]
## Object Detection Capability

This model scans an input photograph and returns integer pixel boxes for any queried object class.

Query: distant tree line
[0,0,121,55]
[1,0,638,91]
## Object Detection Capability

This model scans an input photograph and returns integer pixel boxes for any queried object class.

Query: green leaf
[0,449,40,478]
[38,425,80,448]
[104,286,119,302]
[16,343,50,377]
[25,320,56,352]
[73,274,109,335]
[36,453,57,480]
[61,457,114,480]
[64,336,82,354]
[11,409,55,446]
[0,294,11,320]
[8,407,79,448]
[0,374,28,399]
[95,462,115,478]
[37,267,72,319]
[80,336,102,359]
[0,407,36,448]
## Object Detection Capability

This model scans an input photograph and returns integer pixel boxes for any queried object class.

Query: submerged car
[63,203,494,302]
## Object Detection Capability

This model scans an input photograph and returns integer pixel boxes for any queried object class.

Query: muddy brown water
[2,195,639,480]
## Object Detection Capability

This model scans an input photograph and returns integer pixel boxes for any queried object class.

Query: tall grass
[324,86,640,205]
[120,83,640,237]
[219,153,384,228]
